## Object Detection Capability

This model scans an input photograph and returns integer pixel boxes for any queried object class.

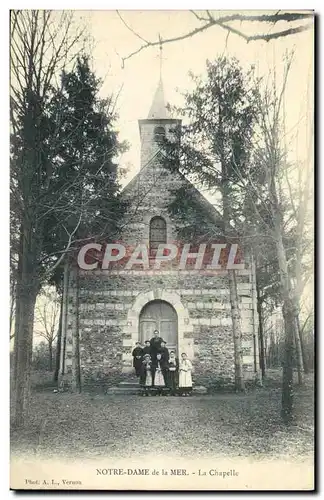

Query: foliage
[10,11,128,426]
[40,55,129,287]
[163,56,259,242]
[167,56,258,195]
[11,12,128,288]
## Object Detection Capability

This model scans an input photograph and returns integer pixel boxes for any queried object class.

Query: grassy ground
[11,371,314,462]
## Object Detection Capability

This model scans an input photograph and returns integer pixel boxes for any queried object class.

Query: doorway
[139,300,178,353]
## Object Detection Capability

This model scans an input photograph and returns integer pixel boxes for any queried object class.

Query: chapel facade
[59,79,260,390]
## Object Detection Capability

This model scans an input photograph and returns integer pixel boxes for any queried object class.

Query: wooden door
[139,300,178,353]
[140,319,157,343]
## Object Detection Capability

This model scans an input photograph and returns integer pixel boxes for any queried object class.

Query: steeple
[138,39,181,169]
[147,78,170,119]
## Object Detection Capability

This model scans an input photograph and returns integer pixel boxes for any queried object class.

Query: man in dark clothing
[150,330,163,361]
[142,340,151,357]
[167,351,179,396]
[158,340,170,388]
[132,342,143,377]
[158,340,169,363]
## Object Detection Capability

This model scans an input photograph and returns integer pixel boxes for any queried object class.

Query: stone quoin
[59,77,260,390]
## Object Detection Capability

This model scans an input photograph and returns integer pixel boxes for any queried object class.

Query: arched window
[154,126,166,145]
[149,216,167,252]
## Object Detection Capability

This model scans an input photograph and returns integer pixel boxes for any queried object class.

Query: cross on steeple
[147,35,169,119]
[159,34,163,79]
[157,33,166,80]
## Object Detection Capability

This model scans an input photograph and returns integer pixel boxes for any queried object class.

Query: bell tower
[138,44,181,169]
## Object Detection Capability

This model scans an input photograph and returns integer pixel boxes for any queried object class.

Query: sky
[74,10,314,190]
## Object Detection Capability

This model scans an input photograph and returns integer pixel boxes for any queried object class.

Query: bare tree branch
[118,10,313,67]
[120,19,215,68]
[116,11,149,44]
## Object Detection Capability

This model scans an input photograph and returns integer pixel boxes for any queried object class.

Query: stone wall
[62,142,260,391]
[63,267,258,391]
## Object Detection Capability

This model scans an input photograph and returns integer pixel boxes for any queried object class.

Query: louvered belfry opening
[154,125,166,144]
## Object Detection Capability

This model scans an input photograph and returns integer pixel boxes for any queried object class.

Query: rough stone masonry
[59,78,260,391]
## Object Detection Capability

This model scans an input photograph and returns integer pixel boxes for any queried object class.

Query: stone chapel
[59,78,260,390]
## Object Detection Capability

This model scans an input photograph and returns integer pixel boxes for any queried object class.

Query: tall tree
[10,11,127,425]
[234,54,310,422]
[241,179,299,380]
[165,56,259,391]
[10,10,85,426]
[284,109,314,377]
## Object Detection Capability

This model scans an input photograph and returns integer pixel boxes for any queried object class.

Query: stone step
[106,387,142,395]
[106,385,208,395]
[118,380,141,388]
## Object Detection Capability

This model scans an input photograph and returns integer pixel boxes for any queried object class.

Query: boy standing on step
[167,351,179,396]
[158,340,169,389]
[132,341,143,377]
[142,340,151,357]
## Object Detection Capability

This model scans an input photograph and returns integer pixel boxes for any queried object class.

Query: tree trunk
[13,271,37,427]
[58,261,69,388]
[48,341,53,372]
[228,269,245,391]
[281,298,295,424]
[222,204,245,391]
[12,218,41,427]
[54,295,63,382]
[275,228,296,424]
[296,314,309,374]
[266,137,297,422]
[218,98,244,392]
[71,267,81,392]
[10,284,16,337]
[12,231,23,388]
[294,316,304,385]
[12,282,21,389]
[250,254,259,379]
[256,272,266,378]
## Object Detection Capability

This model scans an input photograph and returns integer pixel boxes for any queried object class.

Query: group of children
[132,330,193,396]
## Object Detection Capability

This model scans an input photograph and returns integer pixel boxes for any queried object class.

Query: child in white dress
[178,353,193,396]
[140,354,153,396]
[153,353,166,396]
